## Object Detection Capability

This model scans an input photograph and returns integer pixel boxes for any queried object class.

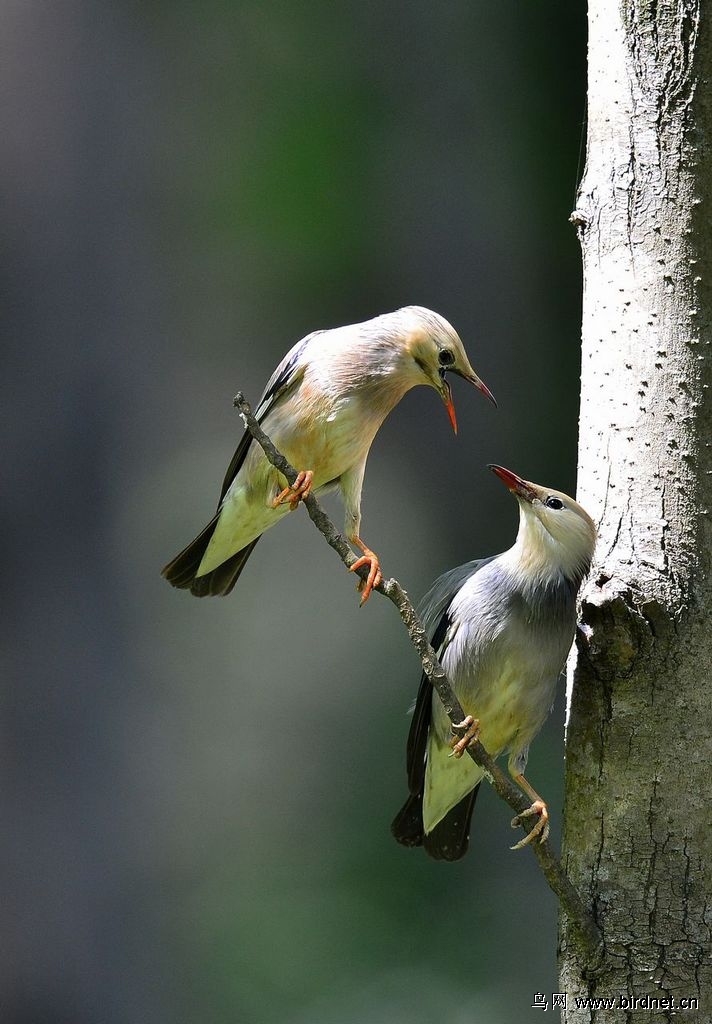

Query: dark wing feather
[416,556,496,630]
[217,429,253,506]
[257,333,316,410]
[391,608,452,849]
[405,609,452,794]
[392,556,495,858]
[217,334,314,505]
[163,331,318,596]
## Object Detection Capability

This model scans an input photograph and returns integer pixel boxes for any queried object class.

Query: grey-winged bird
[391,465,596,859]
[162,306,495,602]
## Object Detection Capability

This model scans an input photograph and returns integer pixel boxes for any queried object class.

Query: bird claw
[448,715,481,758]
[349,544,382,605]
[272,470,314,510]
[510,799,550,850]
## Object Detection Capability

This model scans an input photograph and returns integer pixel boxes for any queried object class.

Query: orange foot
[510,799,550,850]
[509,771,550,850]
[448,715,481,758]
[349,537,382,605]
[272,470,314,511]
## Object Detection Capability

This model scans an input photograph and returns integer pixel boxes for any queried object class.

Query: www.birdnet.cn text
[531,992,699,1012]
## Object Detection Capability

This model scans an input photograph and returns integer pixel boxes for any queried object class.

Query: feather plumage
[392,469,596,859]
[162,307,492,598]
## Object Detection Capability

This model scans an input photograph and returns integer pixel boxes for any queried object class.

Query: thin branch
[234,391,602,956]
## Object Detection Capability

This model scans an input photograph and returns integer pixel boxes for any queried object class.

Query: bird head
[400,306,496,433]
[489,464,597,586]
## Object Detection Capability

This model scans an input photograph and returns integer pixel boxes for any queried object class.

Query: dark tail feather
[391,784,480,862]
[391,791,426,848]
[162,515,219,589]
[423,785,480,862]
[162,518,261,597]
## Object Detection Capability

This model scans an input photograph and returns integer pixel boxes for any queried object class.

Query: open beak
[488,464,538,503]
[450,366,501,409]
[463,372,495,407]
[438,369,497,435]
[439,375,458,434]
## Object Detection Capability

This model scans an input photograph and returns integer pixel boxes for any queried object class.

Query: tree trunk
[560,1,712,1019]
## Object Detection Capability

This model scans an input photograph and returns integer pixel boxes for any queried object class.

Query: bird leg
[272,470,314,511]
[349,537,382,605]
[509,772,549,850]
[448,715,481,758]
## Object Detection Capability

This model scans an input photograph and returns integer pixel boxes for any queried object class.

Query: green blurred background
[3,2,587,1021]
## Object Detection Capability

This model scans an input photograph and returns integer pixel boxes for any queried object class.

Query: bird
[391,464,596,860]
[162,306,495,603]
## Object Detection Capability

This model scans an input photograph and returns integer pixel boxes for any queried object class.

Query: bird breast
[435,564,577,758]
[254,378,391,496]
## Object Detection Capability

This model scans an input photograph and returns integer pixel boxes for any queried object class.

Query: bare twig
[234,391,602,956]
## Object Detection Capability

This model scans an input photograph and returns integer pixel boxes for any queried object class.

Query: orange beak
[488,464,537,503]
[442,377,458,434]
[442,369,497,434]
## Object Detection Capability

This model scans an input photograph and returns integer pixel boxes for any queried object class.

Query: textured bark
[560,1,712,1019]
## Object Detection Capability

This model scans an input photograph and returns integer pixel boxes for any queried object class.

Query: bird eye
[438,349,455,367]
[545,496,565,510]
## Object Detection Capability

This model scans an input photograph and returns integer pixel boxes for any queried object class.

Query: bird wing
[394,560,495,858]
[406,612,451,793]
[405,556,495,792]
[417,557,496,633]
[217,331,322,505]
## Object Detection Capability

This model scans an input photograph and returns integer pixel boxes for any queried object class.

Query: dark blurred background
[2,2,586,1021]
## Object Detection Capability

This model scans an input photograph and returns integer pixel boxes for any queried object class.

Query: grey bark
[560,1,712,1020]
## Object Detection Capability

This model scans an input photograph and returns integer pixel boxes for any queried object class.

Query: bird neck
[503,515,589,593]
[353,341,422,417]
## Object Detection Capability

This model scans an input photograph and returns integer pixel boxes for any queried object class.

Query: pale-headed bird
[391,465,596,859]
[162,306,495,602]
